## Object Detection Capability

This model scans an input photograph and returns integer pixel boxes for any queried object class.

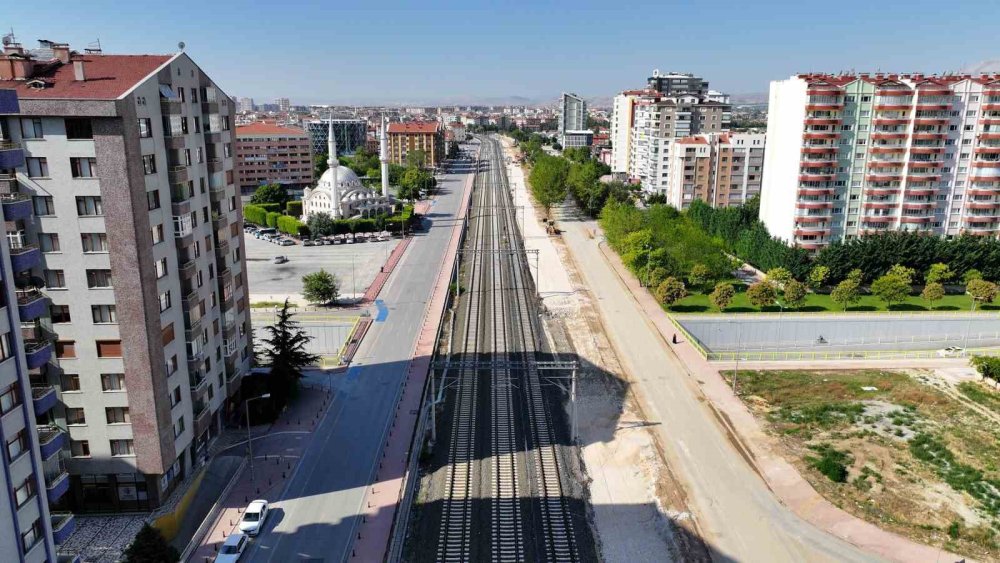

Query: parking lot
[244,231,401,303]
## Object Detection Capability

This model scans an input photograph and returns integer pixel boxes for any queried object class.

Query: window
[110,439,135,457]
[66,407,86,425]
[142,154,156,175]
[70,439,90,458]
[26,157,48,178]
[32,196,55,216]
[70,157,98,178]
[38,233,60,252]
[20,118,43,139]
[106,407,130,424]
[171,386,181,407]
[44,269,66,289]
[184,149,191,166]
[76,196,103,216]
[194,116,201,133]
[190,88,198,103]
[6,430,27,461]
[154,258,168,279]
[92,305,117,324]
[151,224,164,244]
[196,147,204,163]
[20,519,42,554]
[50,305,71,323]
[174,416,185,438]
[86,269,113,288]
[222,116,231,131]
[166,354,178,375]
[138,118,152,138]
[0,383,20,414]
[61,373,81,392]
[159,290,172,312]
[147,189,161,211]
[96,340,122,358]
[162,323,174,345]
[101,373,126,391]
[14,477,36,508]
[65,118,93,139]
[55,341,76,359]
[177,86,185,102]
[81,232,108,253]
[224,142,232,158]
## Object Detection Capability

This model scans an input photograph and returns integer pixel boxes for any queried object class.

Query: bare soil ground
[738,368,1000,561]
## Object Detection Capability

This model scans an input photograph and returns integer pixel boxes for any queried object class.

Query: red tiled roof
[236,122,308,137]
[387,121,440,134]
[1,54,174,100]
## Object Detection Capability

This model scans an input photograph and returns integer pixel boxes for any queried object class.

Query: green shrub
[266,212,281,228]
[243,204,267,226]
[285,200,303,218]
[806,444,852,483]
[276,215,304,236]
[258,202,282,213]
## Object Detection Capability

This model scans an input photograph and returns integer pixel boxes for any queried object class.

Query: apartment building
[387,122,444,167]
[235,122,313,195]
[761,73,1000,250]
[276,97,290,113]
[663,132,765,209]
[558,92,590,148]
[0,40,252,513]
[647,70,709,97]
[305,118,367,156]
[237,97,254,114]
[0,87,64,563]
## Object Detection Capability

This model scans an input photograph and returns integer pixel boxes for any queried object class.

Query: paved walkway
[349,163,477,560]
[594,238,966,563]
[361,237,412,303]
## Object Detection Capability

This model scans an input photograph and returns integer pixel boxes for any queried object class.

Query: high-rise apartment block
[305,118,367,156]
[663,132,764,209]
[0,88,62,563]
[237,97,255,113]
[0,40,252,513]
[387,122,445,167]
[761,73,1000,250]
[558,93,591,148]
[611,74,735,200]
[235,123,313,195]
[276,97,290,113]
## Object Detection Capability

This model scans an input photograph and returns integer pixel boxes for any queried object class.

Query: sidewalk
[594,238,966,563]
[187,384,332,562]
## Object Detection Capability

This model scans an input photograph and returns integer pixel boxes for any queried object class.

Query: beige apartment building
[235,122,313,195]
[387,122,444,167]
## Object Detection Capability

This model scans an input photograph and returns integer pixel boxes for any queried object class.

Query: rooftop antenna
[84,38,102,54]
[2,28,16,46]
[178,41,186,51]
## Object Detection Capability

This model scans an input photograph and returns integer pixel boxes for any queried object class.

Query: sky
[5,0,1000,106]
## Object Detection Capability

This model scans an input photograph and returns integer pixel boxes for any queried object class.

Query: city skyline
[5,0,1000,106]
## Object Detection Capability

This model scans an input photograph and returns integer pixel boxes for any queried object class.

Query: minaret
[327,113,340,218]
[379,114,390,198]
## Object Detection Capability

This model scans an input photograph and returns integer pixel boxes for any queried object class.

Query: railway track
[434,136,578,562]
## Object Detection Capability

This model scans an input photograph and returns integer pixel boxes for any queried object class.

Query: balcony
[209,185,227,202]
[798,187,834,196]
[206,158,224,174]
[795,201,833,209]
[980,118,1000,126]
[967,201,999,209]
[160,99,183,115]
[51,512,75,545]
[194,402,212,436]
[909,160,944,168]
[45,467,69,504]
[910,147,945,155]
[975,147,1000,155]
[798,173,834,182]
[16,288,49,321]
[874,104,910,111]
[189,371,208,394]
[863,202,896,209]
[876,88,913,97]
[0,192,32,221]
[873,118,908,126]
[0,140,25,169]
[807,88,843,96]
[793,227,830,236]
[871,132,907,140]
[905,174,942,182]
[204,131,223,143]
[201,101,220,114]
[865,186,901,195]
[902,201,935,209]
[167,165,188,185]
[804,118,841,126]
[805,103,843,111]
[24,339,53,369]
[801,147,837,155]
[803,132,838,140]
[9,244,40,272]
[795,215,832,224]
[178,257,196,279]
[913,117,949,126]
[905,188,938,197]
[211,211,228,229]
[900,215,933,223]
[870,146,906,154]
[32,385,58,417]
[164,135,186,150]
[979,132,1000,141]
[224,337,238,358]
[37,425,66,460]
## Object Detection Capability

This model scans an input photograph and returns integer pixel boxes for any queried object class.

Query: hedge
[258,202,282,213]
[243,204,267,226]
[277,215,307,236]
[285,201,303,218]
[266,212,281,228]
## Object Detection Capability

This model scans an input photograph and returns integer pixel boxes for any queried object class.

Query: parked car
[272,256,288,264]
[303,239,315,247]
[937,346,965,358]
[214,533,248,562]
[278,239,295,246]
[238,500,269,536]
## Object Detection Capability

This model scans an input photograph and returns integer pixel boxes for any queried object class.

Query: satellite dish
[2,36,11,47]
[178,41,185,51]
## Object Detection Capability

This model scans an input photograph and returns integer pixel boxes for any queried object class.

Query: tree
[783,279,808,310]
[925,263,954,285]
[830,279,861,311]
[746,281,778,309]
[920,282,945,309]
[124,523,179,563]
[870,271,912,308]
[971,356,1000,387]
[808,265,830,289]
[846,268,864,285]
[399,167,433,200]
[405,149,428,169]
[262,300,319,409]
[527,154,570,214]
[307,212,336,237]
[655,277,688,306]
[966,279,998,310]
[250,183,289,207]
[709,282,735,312]
[765,267,793,287]
[963,269,984,285]
[886,264,916,285]
[314,154,329,179]
[302,269,339,305]
[687,263,712,292]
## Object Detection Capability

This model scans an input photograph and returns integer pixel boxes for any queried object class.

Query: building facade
[647,71,709,97]
[235,123,313,195]
[237,97,254,114]
[305,119,366,156]
[558,92,589,148]
[0,88,62,563]
[276,98,290,113]
[0,40,252,513]
[387,122,444,167]
[663,132,764,209]
[761,73,1000,250]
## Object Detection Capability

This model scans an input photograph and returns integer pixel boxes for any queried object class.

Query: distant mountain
[730,92,768,105]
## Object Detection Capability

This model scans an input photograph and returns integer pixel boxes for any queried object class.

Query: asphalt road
[245,156,477,562]
[557,209,882,562]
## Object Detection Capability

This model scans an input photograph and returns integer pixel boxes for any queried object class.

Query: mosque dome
[319,165,363,190]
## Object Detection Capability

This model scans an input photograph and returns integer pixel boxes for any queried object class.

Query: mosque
[301,115,396,220]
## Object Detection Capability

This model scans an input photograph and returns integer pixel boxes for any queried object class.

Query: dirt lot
[737,368,1000,560]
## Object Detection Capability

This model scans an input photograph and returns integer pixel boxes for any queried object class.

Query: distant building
[558,92,589,147]
[387,122,445,167]
[235,122,314,195]
[237,96,255,113]
[663,132,764,209]
[276,97,290,112]
[646,70,709,97]
[306,118,367,156]
[447,122,466,143]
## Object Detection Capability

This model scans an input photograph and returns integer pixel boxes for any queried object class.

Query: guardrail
[707,347,1000,362]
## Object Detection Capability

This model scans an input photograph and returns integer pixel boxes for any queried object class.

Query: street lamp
[246,393,271,486]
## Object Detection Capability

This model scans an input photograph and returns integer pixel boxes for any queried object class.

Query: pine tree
[262,300,319,409]
[124,523,179,563]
